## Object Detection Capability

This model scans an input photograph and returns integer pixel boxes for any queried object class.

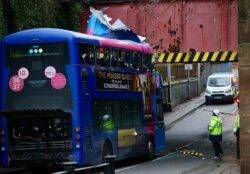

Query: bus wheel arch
[102,139,113,162]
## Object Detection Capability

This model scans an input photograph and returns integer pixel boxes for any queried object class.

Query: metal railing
[52,155,116,174]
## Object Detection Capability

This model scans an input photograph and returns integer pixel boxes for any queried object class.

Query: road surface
[116,102,240,174]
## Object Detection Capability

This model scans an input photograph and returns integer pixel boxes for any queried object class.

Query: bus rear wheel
[102,141,113,162]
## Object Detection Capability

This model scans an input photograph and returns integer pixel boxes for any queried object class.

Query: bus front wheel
[102,141,113,162]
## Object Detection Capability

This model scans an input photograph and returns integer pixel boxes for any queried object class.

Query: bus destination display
[96,70,133,91]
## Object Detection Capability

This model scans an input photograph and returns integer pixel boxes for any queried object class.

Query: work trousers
[212,141,223,157]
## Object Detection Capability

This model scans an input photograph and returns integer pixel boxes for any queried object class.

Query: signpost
[185,64,193,99]
[184,64,193,71]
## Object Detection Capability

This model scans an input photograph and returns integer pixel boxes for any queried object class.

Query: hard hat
[103,114,110,121]
[212,109,220,116]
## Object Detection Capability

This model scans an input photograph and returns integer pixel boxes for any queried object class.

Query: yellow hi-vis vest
[234,114,240,133]
[208,115,223,135]
[103,120,114,130]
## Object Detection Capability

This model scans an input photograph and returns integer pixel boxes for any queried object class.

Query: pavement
[165,92,206,128]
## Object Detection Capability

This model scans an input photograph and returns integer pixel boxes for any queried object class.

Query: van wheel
[102,141,113,162]
[147,139,154,160]
[230,99,235,104]
[205,99,210,105]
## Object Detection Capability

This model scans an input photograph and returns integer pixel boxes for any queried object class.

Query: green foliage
[239,0,250,20]
[4,0,82,34]
[0,1,6,37]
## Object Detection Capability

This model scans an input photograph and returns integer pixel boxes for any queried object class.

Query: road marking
[175,138,200,150]
[116,152,177,172]
[202,107,238,116]
[177,149,204,158]
[153,152,175,162]
[116,164,140,172]
[231,108,238,114]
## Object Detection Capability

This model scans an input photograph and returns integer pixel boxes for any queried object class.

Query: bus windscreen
[5,43,73,110]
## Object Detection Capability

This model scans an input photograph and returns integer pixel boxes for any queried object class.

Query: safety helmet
[103,114,110,121]
[212,109,220,116]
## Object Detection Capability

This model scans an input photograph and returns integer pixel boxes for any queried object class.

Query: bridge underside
[155,51,238,63]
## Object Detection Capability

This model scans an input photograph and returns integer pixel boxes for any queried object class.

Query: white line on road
[222,107,238,122]
[202,108,237,115]
[116,164,140,173]
[231,108,238,114]
[116,152,176,172]
[153,152,175,162]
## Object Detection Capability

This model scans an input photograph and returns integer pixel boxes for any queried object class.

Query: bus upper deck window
[79,43,95,65]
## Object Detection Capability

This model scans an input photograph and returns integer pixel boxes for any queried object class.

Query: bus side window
[114,101,120,128]
[118,51,127,69]
[144,53,153,71]
[96,47,107,67]
[93,100,114,131]
[119,100,140,127]
[131,51,143,70]
[131,100,141,126]
[124,51,131,69]
[111,49,119,68]
[79,43,95,65]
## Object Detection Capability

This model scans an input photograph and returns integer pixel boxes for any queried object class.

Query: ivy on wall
[239,0,250,20]
[0,0,82,37]
[0,1,6,37]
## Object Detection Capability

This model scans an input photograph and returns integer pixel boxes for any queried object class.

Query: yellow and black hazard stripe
[156,51,238,63]
[177,149,204,158]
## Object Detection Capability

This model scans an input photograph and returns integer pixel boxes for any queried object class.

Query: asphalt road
[116,102,240,174]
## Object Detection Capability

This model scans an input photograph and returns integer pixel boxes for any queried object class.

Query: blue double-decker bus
[0,28,166,168]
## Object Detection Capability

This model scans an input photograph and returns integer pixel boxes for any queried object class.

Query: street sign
[185,64,193,70]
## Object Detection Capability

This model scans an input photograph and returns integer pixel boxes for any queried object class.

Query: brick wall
[239,0,250,173]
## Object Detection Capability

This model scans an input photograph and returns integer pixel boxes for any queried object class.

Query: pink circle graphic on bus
[44,66,56,79]
[9,75,24,92]
[51,73,67,89]
[18,67,29,79]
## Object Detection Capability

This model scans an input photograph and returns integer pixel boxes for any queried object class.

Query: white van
[205,73,237,104]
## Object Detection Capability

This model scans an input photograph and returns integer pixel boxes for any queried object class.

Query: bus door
[153,98,166,153]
